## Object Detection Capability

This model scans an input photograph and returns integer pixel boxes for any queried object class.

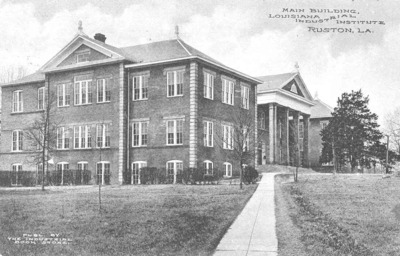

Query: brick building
[0,27,260,185]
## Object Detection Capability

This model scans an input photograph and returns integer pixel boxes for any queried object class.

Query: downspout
[126,68,130,184]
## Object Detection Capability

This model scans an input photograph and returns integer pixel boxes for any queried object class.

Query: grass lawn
[0,184,257,256]
[276,173,400,256]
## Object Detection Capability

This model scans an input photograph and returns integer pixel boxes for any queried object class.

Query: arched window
[131,161,147,185]
[166,160,183,184]
[97,161,110,185]
[203,160,213,175]
[223,162,232,177]
[57,162,69,185]
[290,83,298,94]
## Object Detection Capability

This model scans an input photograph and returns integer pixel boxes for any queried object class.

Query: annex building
[0,26,260,185]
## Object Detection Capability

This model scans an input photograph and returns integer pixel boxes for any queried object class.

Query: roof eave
[1,79,45,87]
[258,88,315,106]
[42,58,125,74]
[125,56,262,84]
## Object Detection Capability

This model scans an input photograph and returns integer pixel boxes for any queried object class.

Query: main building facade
[0,29,260,185]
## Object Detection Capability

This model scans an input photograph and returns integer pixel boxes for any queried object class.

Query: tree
[25,90,60,190]
[215,109,256,189]
[384,107,400,155]
[320,90,382,172]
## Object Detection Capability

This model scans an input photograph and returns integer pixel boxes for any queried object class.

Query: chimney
[94,33,106,43]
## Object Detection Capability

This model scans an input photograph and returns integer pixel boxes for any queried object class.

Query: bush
[243,166,259,184]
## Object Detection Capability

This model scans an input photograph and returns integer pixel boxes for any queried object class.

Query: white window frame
[74,125,92,149]
[222,79,234,105]
[241,85,249,109]
[203,121,213,147]
[132,75,149,101]
[223,162,232,177]
[77,161,88,171]
[299,122,304,152]
[97,78,111,103]
[57,127,70,149]
[320,121,329,130]
[132,121,148,147]
[57,83,71,107]
[38,87,46,110]
[12,90,23,113]
[96,123,110,148]
[11,164,22,186]
[76,51,90,63]
[166,119,183,145]
[131,161,147,185]
[167,71,184,97]
[242,127,250,152]
[203,72,214,100]
[203,160,213,175]
[12,130,23,152]
[56,162,69,185]
[166,160,183,184]
[74,75,92,105]
[96,161,110,185]
[222,124,234,150]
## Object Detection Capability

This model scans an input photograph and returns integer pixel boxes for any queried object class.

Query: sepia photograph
[0,0,399,255]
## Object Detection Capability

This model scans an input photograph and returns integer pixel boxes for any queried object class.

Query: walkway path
[214,173,278,256]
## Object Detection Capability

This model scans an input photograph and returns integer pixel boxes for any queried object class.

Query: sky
[1,0,399,126]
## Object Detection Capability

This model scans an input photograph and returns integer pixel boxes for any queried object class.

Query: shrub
[243,166,259,184]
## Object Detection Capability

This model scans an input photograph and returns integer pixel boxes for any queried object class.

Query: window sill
[203,97,214,100]
[97,101,111,104]
[204,145,214,148]
[132,99,148,102]
[58,105,70,108]
[166,144,184,146]
[73,148,93,150]
[11,110,44,115]
[167,95,184,98]
[222,102,234,106]
[132,145,147,148]
[74,103,93,106]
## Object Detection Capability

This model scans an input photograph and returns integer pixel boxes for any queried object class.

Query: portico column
[268,104,276,164]
[303,115,310,167]
[292,111,300,167]
[282,108,290,165]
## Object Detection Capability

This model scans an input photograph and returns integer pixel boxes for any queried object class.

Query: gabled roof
[256,72,313,101]
[3,34,262,86]
[311,99,333,119]
[257,72,297,91]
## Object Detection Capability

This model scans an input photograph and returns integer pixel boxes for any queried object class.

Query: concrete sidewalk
[214,173,278,256]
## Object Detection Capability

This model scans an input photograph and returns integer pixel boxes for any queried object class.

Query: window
[222,124,233,150]
[11,164,22,186]
[203,121,213,147]
[74,75,92,105]
[57,127,70,149]
[242,127,250,152]
[241,85,249,109]
[38,87,46,110]
[203,160,213,175]
[222,79,234,105]
[57,162,69,185]
[97,123,110,148]
[259,111,266,129]
[203,72,214,100]
[290,83,298,94]
[167,71,184,97]
[12,90,23,113]
[224,162,232,177]
[77,161,89,184]
[320,121,329,130]
[166,119,183,145]
[97,78,111,103]
[57,83,71,107]
[76,51,90,63]
[74,125,91,149]
[131,161,147,185]
[12,130,23,151]
[166,160,183,184]
[97,161,110,185]
[132,75,148,100]
[132,121,148,147]
[299,122,304,152]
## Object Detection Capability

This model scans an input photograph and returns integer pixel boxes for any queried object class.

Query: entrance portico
[256,72,314,167]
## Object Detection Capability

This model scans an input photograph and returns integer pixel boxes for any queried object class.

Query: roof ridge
[177,39,192,56]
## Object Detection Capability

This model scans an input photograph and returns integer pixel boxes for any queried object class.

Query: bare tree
[25,90,60,191]
[384,107,400,155]
[215,109,256,189]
